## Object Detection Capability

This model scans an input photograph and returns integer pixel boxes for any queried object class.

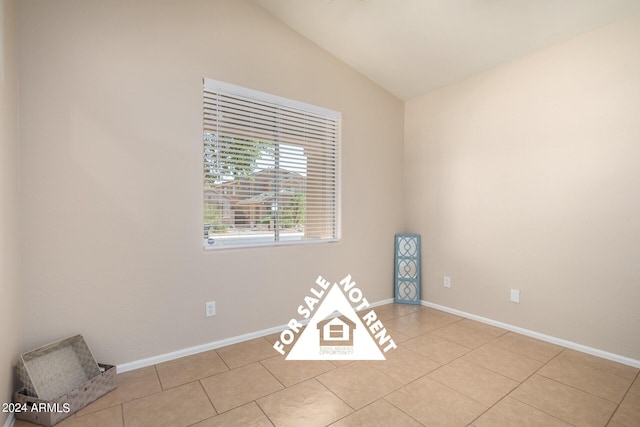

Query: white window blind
[203,78,340,249]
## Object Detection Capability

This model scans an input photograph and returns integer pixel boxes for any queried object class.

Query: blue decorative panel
[394,234,421,304]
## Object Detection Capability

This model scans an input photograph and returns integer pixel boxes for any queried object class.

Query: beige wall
[405,15,640,359]
[18,0,404,365]
[1,0,20,422]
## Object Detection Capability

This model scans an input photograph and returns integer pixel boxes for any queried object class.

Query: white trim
[203,78,341,118]
[117,324,285,373]
[3,413,15,427]
[203,236,341,252]
[369,298,394,307]
[421,300,640,369]
[117,297,395,373]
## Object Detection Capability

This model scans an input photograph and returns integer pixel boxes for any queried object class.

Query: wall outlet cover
[206,301,216,317]
[510,289,520,303]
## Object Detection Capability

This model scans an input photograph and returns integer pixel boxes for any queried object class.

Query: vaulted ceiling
[252,0,640,100]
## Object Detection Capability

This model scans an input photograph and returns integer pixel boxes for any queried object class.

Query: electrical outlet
[510,289,520,303]
[444,276,451,288]
[206,301,216,317]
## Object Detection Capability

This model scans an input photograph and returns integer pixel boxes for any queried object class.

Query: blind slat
[203,79,340,249]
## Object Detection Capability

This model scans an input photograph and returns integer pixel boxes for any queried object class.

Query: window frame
[203,78,341,250]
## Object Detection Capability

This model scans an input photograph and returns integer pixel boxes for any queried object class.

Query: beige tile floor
[15,304,640,427]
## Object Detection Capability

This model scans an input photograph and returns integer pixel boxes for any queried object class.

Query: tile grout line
[349,310,432,426]
[377,309,485,415]
[105,375,170,415]
[403,317,562,426]
[395,313,503,424]
[534,371,628,405]
[319,308,428,426]
[482,334,555,362]
[509,348,620,425]
[468,346,576,426]
[381,397,429,427]
[153,364,166,391]
[374,369,441,426]
[459,348,531,381]
[252,399,276,427]
[604,369,640,426]
[558,349,639,382]
[195,376,219,417]
[312,376,358,423]
[201,362,283,415]
[314,370,369,412]
[257,359,288,390]
[478,348,574,425]
[76,366,167,420]
[214,348,232,372]
[426,373,493,409]
[536,348,637,404]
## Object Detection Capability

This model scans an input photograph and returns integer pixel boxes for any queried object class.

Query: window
[203,78,341,249]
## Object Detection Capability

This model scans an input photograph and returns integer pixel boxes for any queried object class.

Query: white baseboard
[3,413,14,427]
[117,324,285,373]
[370,298,394,307]
[118,296,640,374]
[421,300,640,369]
[117,297,395,373]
